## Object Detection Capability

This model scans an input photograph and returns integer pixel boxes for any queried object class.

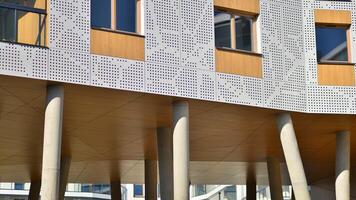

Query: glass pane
[0,7,15,42]
[116,0,136,32]
[0,0,46,9]
[214,11,231,48]
[14,183,24,190]
[134,184,143,196]
[316,27,348,62]
[235,16,252,51]
[17,10,41,45]
[91,0,111,29]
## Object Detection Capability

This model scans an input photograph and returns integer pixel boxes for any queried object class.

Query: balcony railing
[0,2,46,47]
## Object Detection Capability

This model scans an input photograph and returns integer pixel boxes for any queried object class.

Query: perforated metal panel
[49,0,90,52]
[145,0,181,66]
[146,63,215,100]
[49,49,90,84]
[307,85,356,114]
[91,55,145,92]
[217,73,263,106]
[0,42,47,79]
[181,0,215,71]
[260,0,307,112]
[264,80,307,111]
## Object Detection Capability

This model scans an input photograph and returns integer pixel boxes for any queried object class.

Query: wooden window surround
[90,0,144,61]
[315,9,355,86]
[214,0,262,78]
[214,0,260,16]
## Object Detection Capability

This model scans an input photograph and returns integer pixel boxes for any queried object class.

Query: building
[0,0,355,199]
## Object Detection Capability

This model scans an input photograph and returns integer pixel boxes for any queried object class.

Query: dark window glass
[235,16,252,51]
[81,184,91,192]
[91,0,111,29]
[116,0,136,32]
[134,184,143,196]
[14,183,24,190]
[214,10,231,48]
[316,27,348,62]
[0,7,15,42]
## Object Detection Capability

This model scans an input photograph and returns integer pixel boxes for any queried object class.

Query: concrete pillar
[59,156,71,200]
[335,131,350,200]
[145,160,157,200]
[110,180,122,200]
[246,175,256,200]
[267,157,283,200]
[276,113,311,200]
[28,180,41,200]
[157,127,173,200]
[173,101,189,200]
[41,85,64,200]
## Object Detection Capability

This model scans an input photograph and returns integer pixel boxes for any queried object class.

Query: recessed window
[133,184,143,197]
[91,0,141,34]
[214,9,254,52]
[316,27,348,62]
[0,1,47,46]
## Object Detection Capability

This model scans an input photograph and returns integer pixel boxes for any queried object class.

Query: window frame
[214,8,258,53]
[0,1,47,47]
[91,0,143,35]
[314,9,353,64]
[315,26,350,63]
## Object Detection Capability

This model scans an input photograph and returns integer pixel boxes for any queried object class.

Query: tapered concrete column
[145,160,157,200]
[335,131,350,200]
[110,180,122,200]
[41,85,64,200]
[246,175,256,200]
[173,101,189,200]
[59,156,71,200]
[157,127,173,200]
[277,113,311,200]
[267,157,283,200]
[29,180,41,200]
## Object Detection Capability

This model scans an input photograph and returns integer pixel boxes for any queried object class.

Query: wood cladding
[214,0,260,15]
[91,28,145,61]
[318,63,355,86]
[314,10,352,26]
[215,48,262,78]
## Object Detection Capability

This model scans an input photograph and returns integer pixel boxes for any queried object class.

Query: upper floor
[1,0,356,114]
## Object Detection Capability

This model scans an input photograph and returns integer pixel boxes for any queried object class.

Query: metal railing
[0,2,46,46]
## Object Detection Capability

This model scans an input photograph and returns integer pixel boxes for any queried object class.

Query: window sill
[318,60,355,66]
[0,40,48,49]
[216,47,262,57]
[91,27,144,38]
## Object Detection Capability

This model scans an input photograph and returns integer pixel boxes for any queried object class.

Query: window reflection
[316,27,348,62]
[91,0,111,29]
[91,0,138,33]
[235,16,252,51]
[117,0,136,32]
[214,11,231,48]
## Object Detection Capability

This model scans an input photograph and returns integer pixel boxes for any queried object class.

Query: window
[14,183,24,190]
[0,0,47,46]
[215,9,254,52]
[91,0,141,34]
[316,27,348,62]
[133,184,143,197]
